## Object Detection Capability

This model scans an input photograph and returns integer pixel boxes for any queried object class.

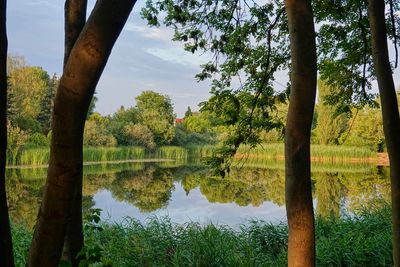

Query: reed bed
[83,146,145,162]
[7,143,377,167]
[147,146,188,161]
[234,144,375,163]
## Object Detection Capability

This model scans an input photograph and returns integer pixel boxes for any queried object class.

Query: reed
[83,146,145,162]
[7,143,377,167]
[147,146,188,161]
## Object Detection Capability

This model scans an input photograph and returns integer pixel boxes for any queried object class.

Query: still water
[6,160,390,228]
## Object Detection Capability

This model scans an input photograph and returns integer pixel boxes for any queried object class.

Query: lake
[6,159,391,228]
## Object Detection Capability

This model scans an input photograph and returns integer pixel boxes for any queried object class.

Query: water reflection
[6,161,391,227]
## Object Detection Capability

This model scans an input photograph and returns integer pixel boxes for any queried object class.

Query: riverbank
[12,206,392,267]
[7,144,386,168]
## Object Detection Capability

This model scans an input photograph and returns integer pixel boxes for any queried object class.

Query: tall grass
[147,146,188,161]
[12,206,392,267]
[7,146,145,166]
[83,146,145,162]
[7,143,377,167]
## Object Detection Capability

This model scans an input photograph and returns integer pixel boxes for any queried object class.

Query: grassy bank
[12,206,392,267]
[7,144,377,167]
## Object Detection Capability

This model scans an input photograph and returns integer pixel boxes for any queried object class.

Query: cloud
[124,22,173,43]
[146,47,210,67]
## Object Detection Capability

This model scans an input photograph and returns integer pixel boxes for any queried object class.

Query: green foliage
[136,90,175,145]
[182,112,212,134]
[78,208,112,267]
[108,106,139,145]
[314,80,348,145]
[340,106,385,151]
[142,1,289,171]
[313,1,400,110]
[7,56,54,133]
[11,224,32,267]
[84,113,117,147]
[37,73,58,135]
[122,123,156,150]
[184,106,192,118]
[26,133,50,148]
[88,93,98,117]
[172,113,217,146]
[6,122,30,165]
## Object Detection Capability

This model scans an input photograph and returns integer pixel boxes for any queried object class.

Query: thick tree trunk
[367,1,400,266]
[62,1,87,265]
[284,0,317,266]
[28,0,136,266]
[0,1,14,266]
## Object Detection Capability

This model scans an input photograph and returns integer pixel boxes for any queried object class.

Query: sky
[7,1,400,117]
[7,0,214,117]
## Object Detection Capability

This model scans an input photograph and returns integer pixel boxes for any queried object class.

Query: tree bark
[64,0,87,67]
[62,1,87,265]
[367,1,400,266]
[28,0,136,266]
[0,0,15,266]
[284,0,317,266]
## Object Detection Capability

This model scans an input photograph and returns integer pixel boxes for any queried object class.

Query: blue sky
[7,0,214,117]
[7,1,400,117]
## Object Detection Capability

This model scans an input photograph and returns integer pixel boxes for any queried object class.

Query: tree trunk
[62,1,87,265]
[0,0,14,266]
[28,0,136,266]
[367,1,400,266]
[284,0,317,266]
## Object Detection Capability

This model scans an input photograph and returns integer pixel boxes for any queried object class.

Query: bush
[26,132,49,148]
[123,124,156,150]
[84,116,117,147]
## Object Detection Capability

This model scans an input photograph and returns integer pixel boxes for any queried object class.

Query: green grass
[235,144,375,161]
[6,143,377,167]
[12,206,392,267]
[147,146,188,161]
[7,146,146,166]
[83,146,145,162]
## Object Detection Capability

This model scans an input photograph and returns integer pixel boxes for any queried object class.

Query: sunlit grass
[83,146,145,162]
[7,143,377,167]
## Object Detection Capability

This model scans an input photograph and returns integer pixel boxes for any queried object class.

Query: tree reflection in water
[6,162,391,226]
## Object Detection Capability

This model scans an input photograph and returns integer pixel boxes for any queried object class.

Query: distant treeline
[6,55,399,164]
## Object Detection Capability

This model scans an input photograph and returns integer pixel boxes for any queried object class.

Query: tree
[184,106,192,118]
[37,73,58,135]
[284,0,317,265]
[142,1,288,170]
[314,80,348,145]
[136,90,175,145]
[367,1,400,265]
[123,123,156,150]
[340,104,384,150]
[0,0,15,265]
[84,113,117,147]
[28,0,137,265]
[61,1,88,264]
[7,64,51,131]
[108,106,139,145]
